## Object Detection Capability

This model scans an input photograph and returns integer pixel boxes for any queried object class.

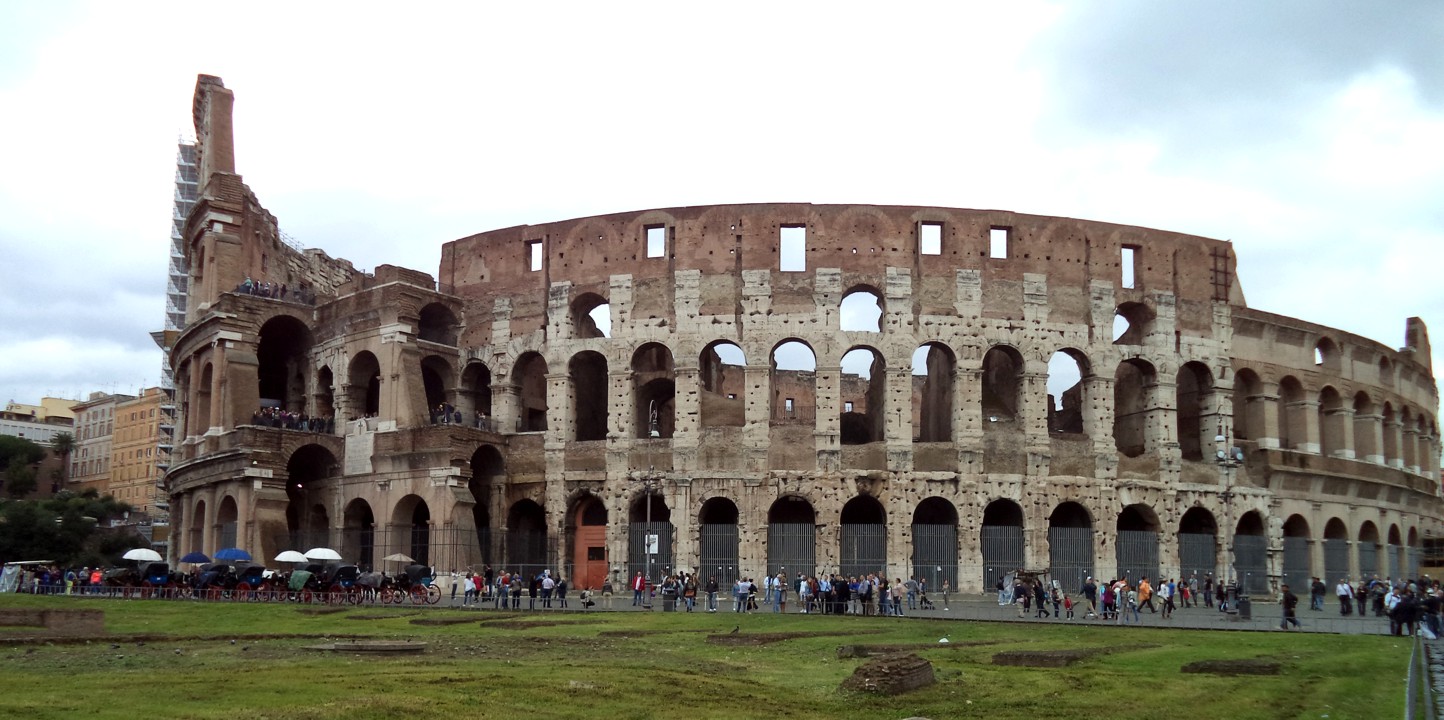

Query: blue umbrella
[214,548,252,562]
[180,551,210,564]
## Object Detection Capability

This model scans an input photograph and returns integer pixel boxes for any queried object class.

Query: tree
[0,436,44,469]
[0,489,137,566]
[49,432,74,485]
[4,458,37,499]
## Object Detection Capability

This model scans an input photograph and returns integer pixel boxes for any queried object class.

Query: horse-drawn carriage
[103,561,177,598]
[379,564,440,605]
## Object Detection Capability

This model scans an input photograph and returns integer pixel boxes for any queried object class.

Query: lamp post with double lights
[1215,420,1244,602]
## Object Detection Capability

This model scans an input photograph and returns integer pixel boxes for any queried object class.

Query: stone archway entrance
[570,495,608,590]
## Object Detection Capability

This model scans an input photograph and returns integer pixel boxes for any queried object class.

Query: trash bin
[662,595,676,612]
[1236,596,1252,620]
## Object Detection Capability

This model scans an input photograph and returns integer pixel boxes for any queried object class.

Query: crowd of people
[428,404,492,431]
[250,407,335,433]
[234,277,317,305]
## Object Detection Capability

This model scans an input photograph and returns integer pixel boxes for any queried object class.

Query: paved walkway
[440,591,1402,635]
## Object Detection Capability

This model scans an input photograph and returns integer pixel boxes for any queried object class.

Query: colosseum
[166,75,1443,595]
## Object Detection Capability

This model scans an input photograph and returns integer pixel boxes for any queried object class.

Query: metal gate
[1234,534,1269,594]
[981,525,1025,588]
[911,524,958,590]
[767,523,815,580]
[1388,544,1401,580]
[507,526,551,580]
[628,522,674,583]
[1323,539,1350,584]
[1116,530,1159,584]
[1282,536,1311,593]
[1178,532,1217,580]
[1358,542,1378,580]
[699,523,739,587]
[839,524,887,579]
[1047,526,1093,592]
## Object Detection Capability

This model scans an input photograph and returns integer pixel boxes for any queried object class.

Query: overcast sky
[2,1,1442,407]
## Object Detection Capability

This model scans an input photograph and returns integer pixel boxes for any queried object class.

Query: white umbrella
[303,548,343,561]
[274,550,309,563]
[381,553,415,564]
[123,548,163,562]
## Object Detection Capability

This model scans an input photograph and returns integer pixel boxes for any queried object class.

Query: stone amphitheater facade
[166,75,1443,594]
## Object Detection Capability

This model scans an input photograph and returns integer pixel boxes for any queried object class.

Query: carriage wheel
[346,587,362,605]
[426,585,441,605]
[256,582,272,602]
[236,582,252,601]
[140,581,154,600]
[208,587,222,602]
[327,584,346,605]
[410,585,427,605]
[301,589,315,604]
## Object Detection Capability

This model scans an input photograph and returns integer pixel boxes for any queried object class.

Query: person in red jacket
[632,571,646,606]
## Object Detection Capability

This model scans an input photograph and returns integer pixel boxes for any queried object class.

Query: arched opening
[1358,521,1381,581]
[568,494,608,590]
[1388,524,1403,580]
[839,347,885,445]
[1278,376,1308,452]
[767,497,816,580]
[506,500,548,578]
[911,498,958,590]
[1409,527,1422,579]
[342,499,375,569]
[699,341,747,428]
[1116,504,1160,583]
[461,362,493,428]
[216,496,239,551]
[571,293,611,339]
[1314,337,1339,370]
[1319,386,1345,457]
[1281,515,1312,593]
[839,286,883,332]
[632,343,676,439]
[1046,349,1088,435]
[196,363,213,433]
[1113,359,1157,457]
[315,366,335,419]
[189,498,206,554]
[981,499,1025,588]
[1048,502,1093,591]
[1323,518,1349,585]
[1178,507,1218,581]
[387,496,431,568]
[839,495,886,579]
[1234,511,1268,594]
[417,303,458,346]
[285,444,337,551]
[569,351,609,441]
[1176,361,1214,461]
[770,340,816,426]
[1232,368,1263,442]
[981,346,1023,422]
[468,445,504,568]
[257,315,312,413]
[514,352,549,432]
[1353,392,1377,462]
[698,497,740,588]
[347,352,381,418]
[421,355,452,423]
[628,490,672,582]
[911,343,955,442]
[1113,302,1154,345]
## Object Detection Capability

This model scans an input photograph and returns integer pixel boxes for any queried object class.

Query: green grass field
[0,594,1409,719]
